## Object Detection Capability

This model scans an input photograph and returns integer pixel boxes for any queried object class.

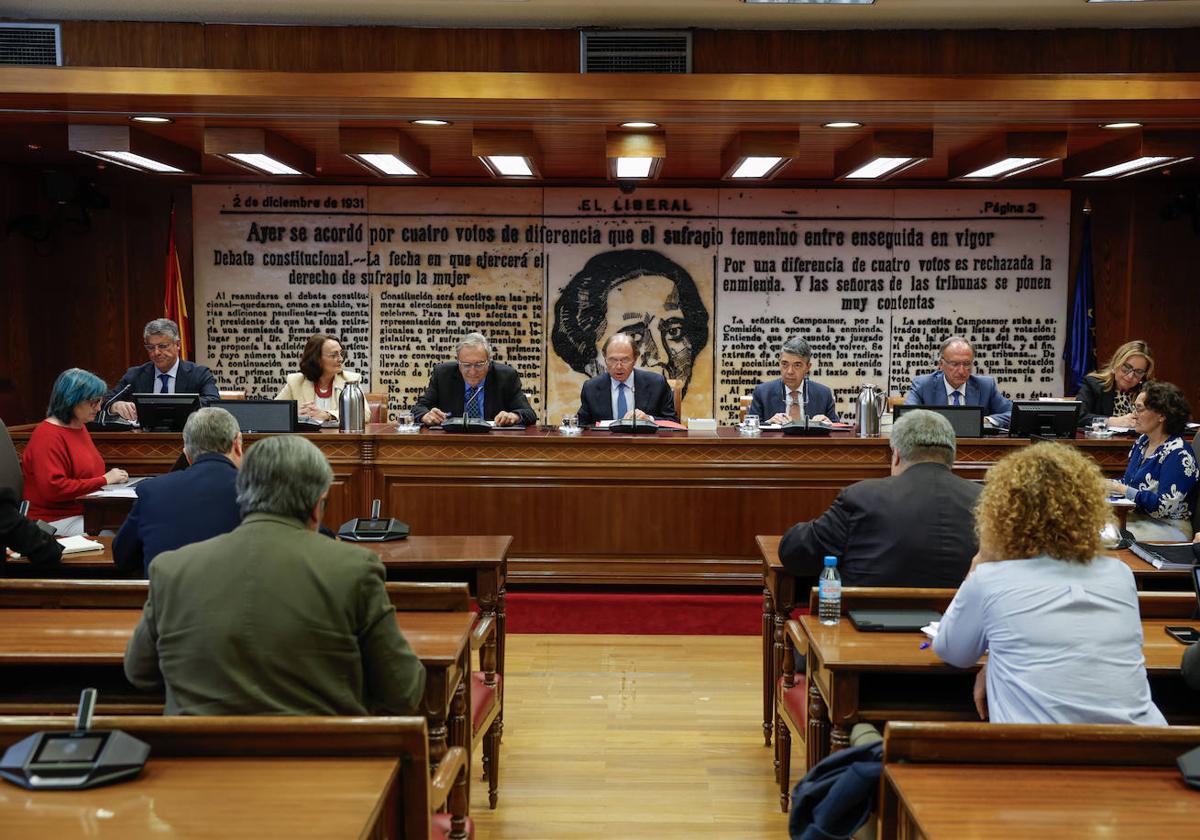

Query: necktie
[788,389,801,421]
[951,391,962,406]
[616,383,628,419]
[158,373,170,394]
[465,386,481,419]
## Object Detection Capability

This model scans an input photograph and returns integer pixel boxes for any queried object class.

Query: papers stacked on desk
[56,535,104,554]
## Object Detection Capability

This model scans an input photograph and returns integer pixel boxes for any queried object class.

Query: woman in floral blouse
[1109,381,1197,541]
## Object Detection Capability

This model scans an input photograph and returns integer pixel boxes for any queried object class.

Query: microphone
[75,687,98,732]
[101,382,133,414]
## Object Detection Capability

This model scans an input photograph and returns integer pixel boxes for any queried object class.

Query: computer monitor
[893,404,984,438]
[214,399,298,433]
[1008,400,1080,439]
[132,393,201,432]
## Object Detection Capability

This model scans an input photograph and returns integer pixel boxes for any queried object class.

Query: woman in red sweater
[21,368,128,536]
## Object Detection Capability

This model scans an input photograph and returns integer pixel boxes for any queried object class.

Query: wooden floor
[468,634,788,839]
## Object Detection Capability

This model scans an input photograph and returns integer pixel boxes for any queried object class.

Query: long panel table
[9,424,1134,587]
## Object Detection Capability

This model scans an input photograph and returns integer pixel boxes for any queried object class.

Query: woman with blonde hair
[934,442,1165,725]
[1076,339,1153,428]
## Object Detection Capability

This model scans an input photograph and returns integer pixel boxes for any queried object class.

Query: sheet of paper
[921,621,940,639]
[56,535,104,554]
[88,486,139,498]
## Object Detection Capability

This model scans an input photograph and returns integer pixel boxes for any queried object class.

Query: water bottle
[818,555,842,626]
[338,381,366,433]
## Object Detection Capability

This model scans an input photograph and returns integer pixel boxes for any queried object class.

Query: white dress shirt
[610,375,636,420]
[942,379,965,405]
[154,360,180,394]
[934,555,1166,726]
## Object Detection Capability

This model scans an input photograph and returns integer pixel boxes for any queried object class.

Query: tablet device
[848,608,943,632]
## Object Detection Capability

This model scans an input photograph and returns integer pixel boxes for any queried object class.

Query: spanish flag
[163,202,190,360]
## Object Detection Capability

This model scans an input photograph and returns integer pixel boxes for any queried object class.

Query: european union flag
[1064,213,1096,394]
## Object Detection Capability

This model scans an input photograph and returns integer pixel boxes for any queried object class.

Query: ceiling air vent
[580,31,691,74]
[0,22,62,66]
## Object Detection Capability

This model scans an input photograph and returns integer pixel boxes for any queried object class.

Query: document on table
[56,535,104,554]
[921,621,940,639]
[87,477,146,499]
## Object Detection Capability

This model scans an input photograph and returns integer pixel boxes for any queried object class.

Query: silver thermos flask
[339,381,367,433]
[855,384,884,438]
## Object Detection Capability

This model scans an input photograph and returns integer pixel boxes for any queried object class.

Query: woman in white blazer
[275,333,362,422]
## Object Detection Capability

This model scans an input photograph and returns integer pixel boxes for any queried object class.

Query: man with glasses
[904,335,1011,427]
[748,335,839,425]
[107,318,220,422]
[414,332,536,427]
[576,332,679,426]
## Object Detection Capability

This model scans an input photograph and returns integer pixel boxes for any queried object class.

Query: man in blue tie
[904,335,1011,427]
[106,318,220,421]
[413,333,536,427]
[576,333,678,426]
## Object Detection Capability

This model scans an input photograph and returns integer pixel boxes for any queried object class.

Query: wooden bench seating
[879,721,1200,839]
[0,715,466,840]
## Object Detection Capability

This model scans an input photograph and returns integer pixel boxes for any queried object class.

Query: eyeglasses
[605,357,634,367]
[144,342,175,352]
[322,351,345,360]
[1119,363,1148,380]
[458,361,488,371]
[940,358,974,370]
[779,361,809,371]
[1132,404,1155,415]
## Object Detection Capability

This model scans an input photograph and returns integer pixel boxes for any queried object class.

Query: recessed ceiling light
[621,121,658,129]
[824,122,862,129]
[484,155,534,177]
[1102,122,1142,130]
[411,119,451,127]
[130,116,172,124]
[226,153,303,176]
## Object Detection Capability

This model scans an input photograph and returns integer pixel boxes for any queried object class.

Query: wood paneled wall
[59,21,1200,74]
[3,163,1198,426]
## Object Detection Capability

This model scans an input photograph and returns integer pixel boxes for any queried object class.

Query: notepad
[1130,542,1199,571]
[56,535,104,555]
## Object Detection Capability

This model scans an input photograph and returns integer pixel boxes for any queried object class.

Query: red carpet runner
[504,592,764,635]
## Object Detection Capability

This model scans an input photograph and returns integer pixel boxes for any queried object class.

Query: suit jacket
[124,512,426,716]
[412,362,536,425]
[107,360,220,406]
[275,370,362,421]
[904,371,1012,424]
[779,461,982,588]
[112,453,242,577]
[576,369,678,425]
[1075,374,1141,426]
[0,486,62,574]
[749,378,839,422]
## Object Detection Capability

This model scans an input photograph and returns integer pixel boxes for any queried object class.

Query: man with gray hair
[414,332,536,426]
[779,409,982,587]
[107,318,221,422]
[113,406,243,576]
[748,335,839,425]
[904,334,1011,427]
[124,434,425,716]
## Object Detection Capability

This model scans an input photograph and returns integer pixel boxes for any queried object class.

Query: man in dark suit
[124,434,425,716]
[748,335,839,424]
[107,318,220,421]
[414,333,536,426]
[113,407,243,577]
[904,335,1011,426]
[576,333,678,425]
[779,409,982,588]
[0,486,63,574]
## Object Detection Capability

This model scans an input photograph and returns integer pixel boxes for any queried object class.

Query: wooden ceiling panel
[0,68,1197,184]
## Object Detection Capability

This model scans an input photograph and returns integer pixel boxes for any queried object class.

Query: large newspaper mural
[194,186,1069,423]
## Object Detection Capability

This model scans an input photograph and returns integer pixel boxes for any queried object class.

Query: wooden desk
[10,424,1134,587]
[797,615,1193,768]
[0,757,400,838]
[0,608,473,804]
[79,492,136,535]
[882,763,1200,839]
[758,534,1193,747]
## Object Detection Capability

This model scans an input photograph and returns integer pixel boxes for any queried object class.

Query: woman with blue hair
[21,368,128,536]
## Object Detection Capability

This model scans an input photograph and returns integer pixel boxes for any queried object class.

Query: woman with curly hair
[1108,381,1196,541]
[933,442,1165,725]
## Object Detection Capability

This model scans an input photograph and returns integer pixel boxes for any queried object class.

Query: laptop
[847,608,943,632]
[893,404,984,438]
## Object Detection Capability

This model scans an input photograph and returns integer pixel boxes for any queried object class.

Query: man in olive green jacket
[124,435,425,716]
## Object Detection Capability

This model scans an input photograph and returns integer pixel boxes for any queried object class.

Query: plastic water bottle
[818,555,842,626]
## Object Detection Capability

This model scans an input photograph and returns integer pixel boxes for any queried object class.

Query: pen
[918,641,931,650]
